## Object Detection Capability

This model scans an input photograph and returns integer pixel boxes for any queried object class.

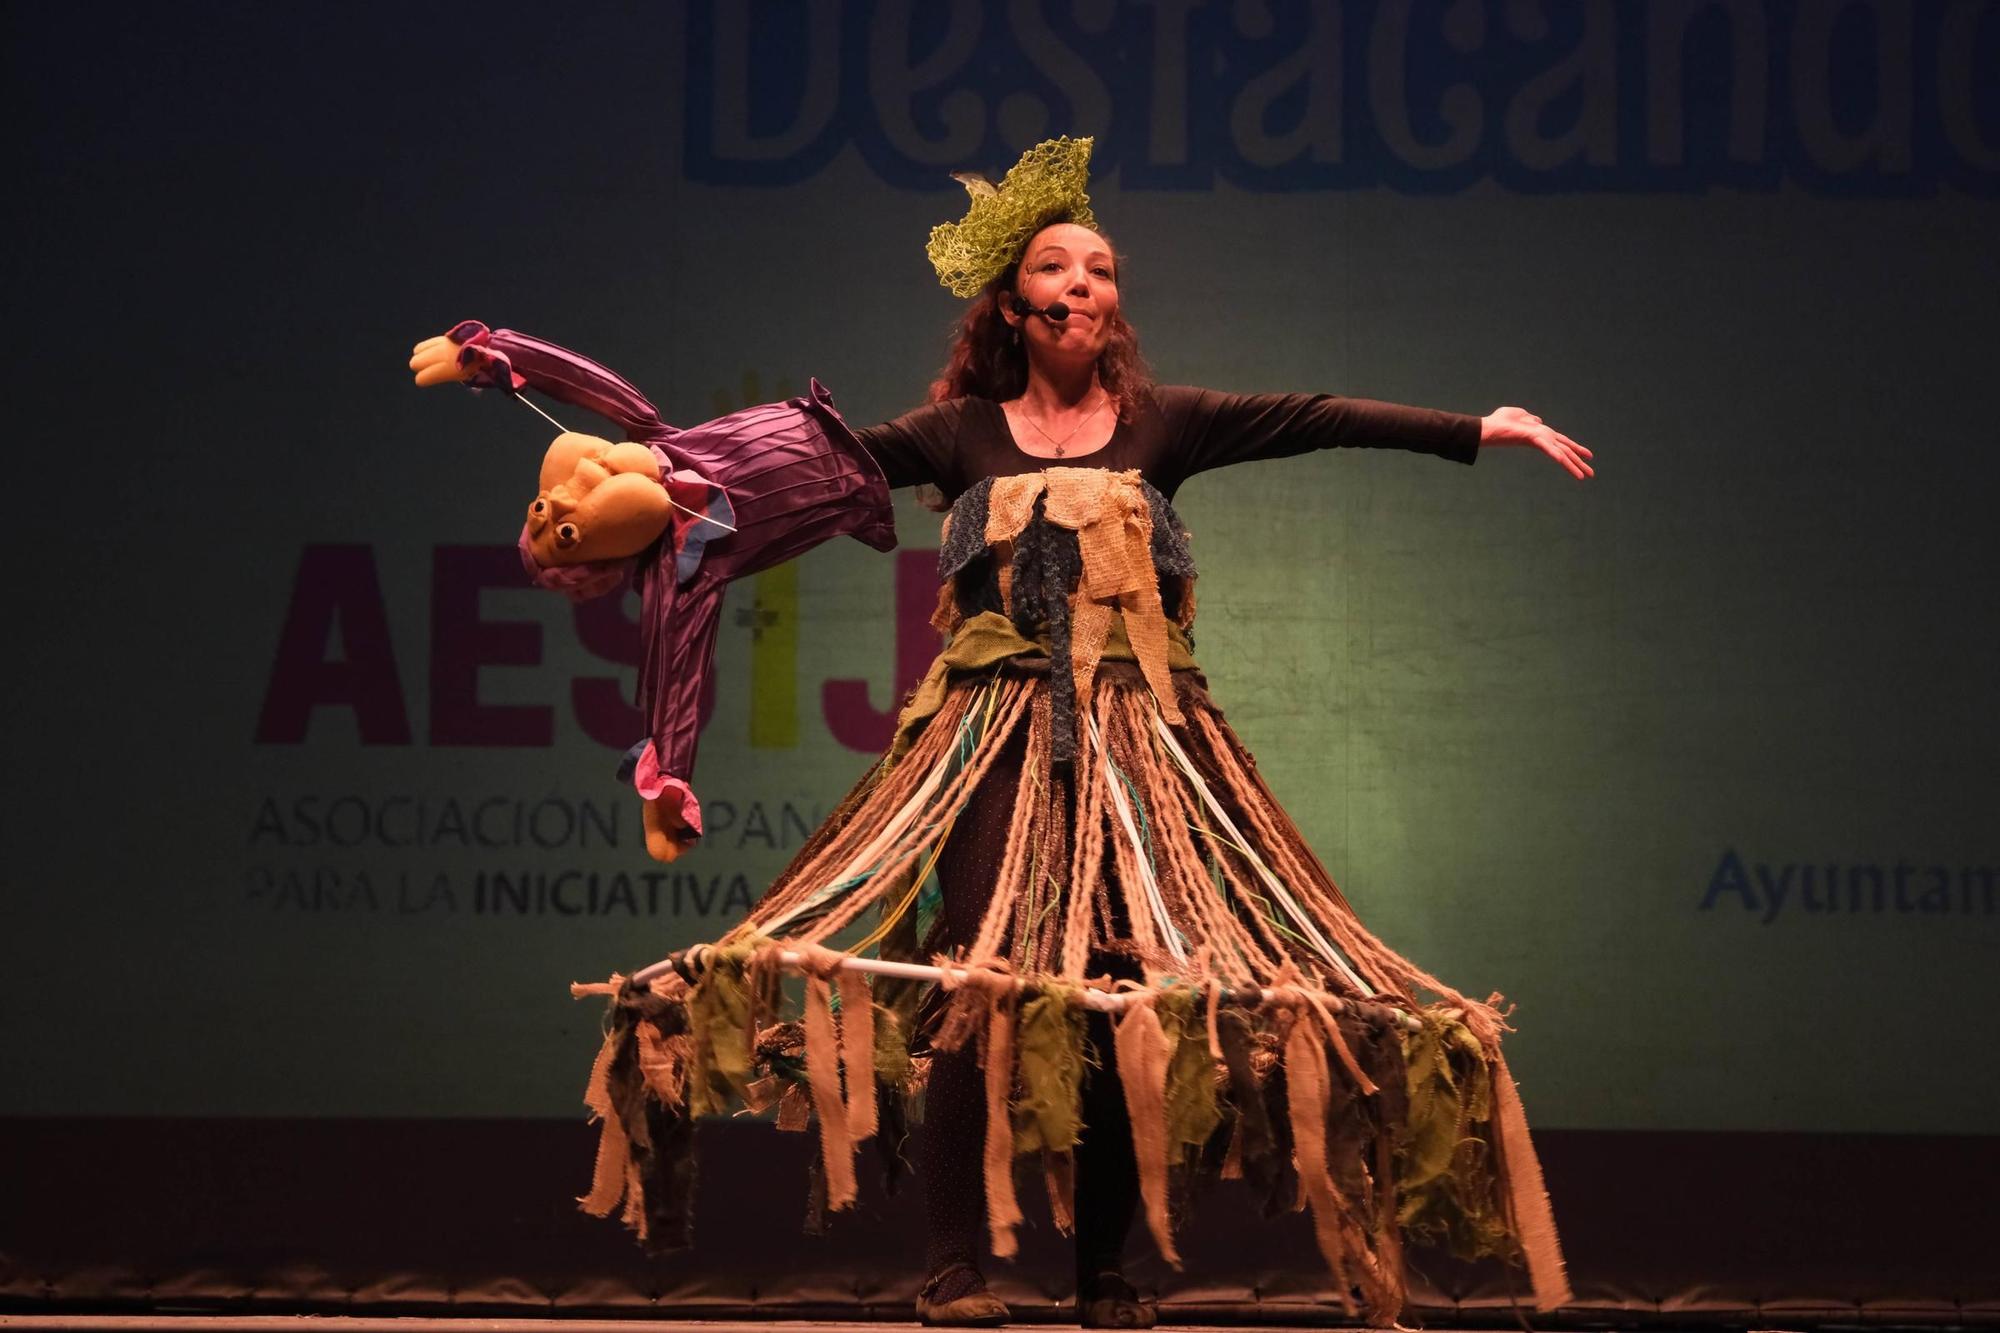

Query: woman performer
[853,145,1586,1327]
[411,136,1589,1330]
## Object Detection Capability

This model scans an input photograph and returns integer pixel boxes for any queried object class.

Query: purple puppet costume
[444,320,896,852]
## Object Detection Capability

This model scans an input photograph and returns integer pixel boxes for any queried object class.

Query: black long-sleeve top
[856,386,1480,502]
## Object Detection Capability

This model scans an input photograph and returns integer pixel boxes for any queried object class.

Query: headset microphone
[1009,295,1070,322]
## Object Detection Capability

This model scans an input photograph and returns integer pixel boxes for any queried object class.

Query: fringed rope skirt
[577,468,1570,1322]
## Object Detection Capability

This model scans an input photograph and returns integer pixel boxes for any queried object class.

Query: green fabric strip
[1012,986,1086,1155]
[891,610,1200,761]
[1395,1011,1512,1260]
[685,943,756,1118]
[1159,988,1223,1159]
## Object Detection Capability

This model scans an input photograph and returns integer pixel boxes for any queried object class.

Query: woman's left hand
[1481,406,1594,479]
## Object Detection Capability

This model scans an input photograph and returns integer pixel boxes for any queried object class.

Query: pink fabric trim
[633,742,704,840]
[515,524,629,602]
[446,321,527,392]
[663,468,717,517]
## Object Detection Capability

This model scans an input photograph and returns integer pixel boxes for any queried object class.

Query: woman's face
[1006,221,1120,367]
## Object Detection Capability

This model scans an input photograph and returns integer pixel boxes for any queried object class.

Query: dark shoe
[917,1262,1010,1327]
[1081,1271,1156,1329]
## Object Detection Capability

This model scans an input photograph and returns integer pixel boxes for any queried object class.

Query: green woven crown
[926,136,1098,298]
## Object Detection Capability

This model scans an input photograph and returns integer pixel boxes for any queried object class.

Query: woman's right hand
[408,331,476,387]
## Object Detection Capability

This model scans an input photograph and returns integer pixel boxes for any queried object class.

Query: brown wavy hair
[927,226,1153,421]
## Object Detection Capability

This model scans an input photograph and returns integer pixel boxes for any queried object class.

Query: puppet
[409,322,896,861]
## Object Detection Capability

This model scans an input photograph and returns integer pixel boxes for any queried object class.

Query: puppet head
[525,432,673,566]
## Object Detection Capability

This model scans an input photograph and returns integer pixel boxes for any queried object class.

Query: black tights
[919,1011,1140,1285]
[918,724,1140,1289]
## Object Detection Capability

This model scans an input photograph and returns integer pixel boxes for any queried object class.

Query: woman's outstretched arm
[1162,386,1591,483]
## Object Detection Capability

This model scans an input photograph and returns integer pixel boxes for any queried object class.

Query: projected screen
[6,1,1994,1134]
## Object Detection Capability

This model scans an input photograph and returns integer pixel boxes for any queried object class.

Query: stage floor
[0,1323,1390,1333]
[6,1116,1996,1329]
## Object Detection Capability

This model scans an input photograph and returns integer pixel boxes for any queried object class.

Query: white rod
[626,946,1418,1029]
[512,392,569,434]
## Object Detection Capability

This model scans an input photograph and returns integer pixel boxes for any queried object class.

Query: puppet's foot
[641,795,692,862]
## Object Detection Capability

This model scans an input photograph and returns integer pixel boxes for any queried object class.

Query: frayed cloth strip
[1113,998,1180,1268]
[802,972,859,1209]
[575,973,700,1252]
[1492,1050,1574,1311]
[1281,1010,1405,1325]
[837,967,880,1142]
[981,993,1025,1256]
[1041,1149,1077,1235]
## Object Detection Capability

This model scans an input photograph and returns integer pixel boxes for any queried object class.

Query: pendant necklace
[1020,390,1110,458]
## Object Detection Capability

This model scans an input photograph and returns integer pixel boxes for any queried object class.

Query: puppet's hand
[642,795,695,862]
[1480,406,1595,480]
[408,332,477,387]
